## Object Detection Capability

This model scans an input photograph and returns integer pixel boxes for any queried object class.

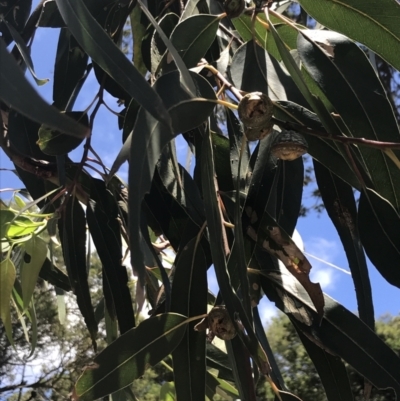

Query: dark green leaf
[2,19,49,86]
[171,238,208,401]
[273,101,360,189]
[206,343,234,382]
[261,270,400,395]
[55,0,171,127]
[0,40,89,138]
[314,161,374,328]
[230,40,292,101]
[58,196,98,346]
[73,313,188,401]
[126,71,216,284]
[53,28,89,110]
[39,258,71,292]
[297,0,400,71]
[87,180,135,334]
[358,188,400,288]
[150,13,179,74]
[294,324,354,401]
[297,30,400,209]
[168,14,221,69]
[0,0,31,45]
[37,112,88,155]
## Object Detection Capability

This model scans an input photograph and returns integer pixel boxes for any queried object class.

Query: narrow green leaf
[297,30,400,209]
[171,238,208,401]
[297,0,400,71]
[138,0,196,96]
[58,196,98,346]
[53,28,89,110]
[39,258,71,292]
[21,235,48,310]
[1,209,15,239]
[73,313,188,401]
[125,71,216,284]
[314,161,374,328]
[261,269,400,395]
[7,216,46,239]
[87,180,135,334]
[3,19,49,86]
[55,0,171,127]
[0,40,89,138]
[168,14,221,69]
[358,188,400,288]
[0,258,16,345]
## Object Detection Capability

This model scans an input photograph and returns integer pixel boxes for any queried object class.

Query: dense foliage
[1,0,400,399]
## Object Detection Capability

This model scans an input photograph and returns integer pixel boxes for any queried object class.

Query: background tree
[1,0,400,400]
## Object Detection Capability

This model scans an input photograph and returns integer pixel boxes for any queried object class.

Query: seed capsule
[271,130,308,161]
[223,0,245,18]
[238,92,273,129]
[194,306,236,341]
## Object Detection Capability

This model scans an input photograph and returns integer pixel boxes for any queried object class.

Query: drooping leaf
[230,39,294,101]
[39,258,71,292]
[21,235,48,310]
[171,238,208,401]
[53,28,89,110]
[126,71,216,284]
[297,0,400,72]
[0,258,16,345]
[358,188,400,288]
[58,196,98,346]
[293,323,355,401]
[167,14,221,69]
[37,112,88,155]
[0,40,89,138]
[0,0,31,45]
[297,30,400,209]
[2,19,49,86]
[55,0,171,127]
[314,161,374,328]
[72,313,188,401]
[260,268,400,395]
[87,180,135,334]
[150,13,179,75]
[6,215,46,239]
[1,210,15,239]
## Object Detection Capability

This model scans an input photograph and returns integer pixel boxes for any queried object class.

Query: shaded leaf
[293,324,355,401]
[314,161,374,328]
[0,40,89,138]
[168,14,221,69]
[297,0,400,71]
[87,180,135,334]
[58,196,98,346]
[126,71,216,284]
[0,0,31,45]
[73,313,188,401]
[297,30,400,209]
[55,0,171,127]
[1,210,15,239]
[171,238,208,401]
[39,258,71,292]
[53,28,89,110]
[21,235,48,310]
[2,19,49,85]
[160,382,175,401]
[37,112,88,155]
[358,188,400,288]
[0,258,16,345]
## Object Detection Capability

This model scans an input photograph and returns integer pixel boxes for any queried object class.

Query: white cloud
[303,237,340,291]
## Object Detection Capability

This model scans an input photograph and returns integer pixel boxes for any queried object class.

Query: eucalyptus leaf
[73,313,188,401]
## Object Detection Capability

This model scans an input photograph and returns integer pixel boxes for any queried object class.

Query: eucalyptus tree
[1,0,400,400]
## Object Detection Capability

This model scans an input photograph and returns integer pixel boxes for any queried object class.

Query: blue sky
[1,10,399,327]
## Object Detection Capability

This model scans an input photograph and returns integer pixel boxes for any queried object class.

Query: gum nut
[224,0,245,18]
[271,130,308,161]
[208,306,236,341]
[244,123,273,141]
[238,92,273,129]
